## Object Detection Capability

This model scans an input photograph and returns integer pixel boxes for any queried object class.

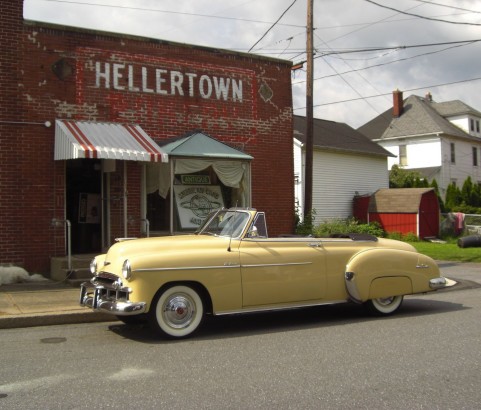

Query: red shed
[359,188,439,238]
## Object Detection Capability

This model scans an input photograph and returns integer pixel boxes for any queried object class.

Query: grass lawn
[409,240,481,263]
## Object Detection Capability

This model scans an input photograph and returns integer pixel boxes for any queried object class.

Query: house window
[470,119,475,132]
[399,145,407,166]
[474,147,479,167]
[477,120,480,133]
[450,142,456,164]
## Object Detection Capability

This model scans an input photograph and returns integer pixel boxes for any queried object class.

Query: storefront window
[145,160,250,234]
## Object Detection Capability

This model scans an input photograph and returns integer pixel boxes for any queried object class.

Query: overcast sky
[23,0,481,128]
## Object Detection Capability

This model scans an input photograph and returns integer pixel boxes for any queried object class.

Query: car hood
[100,234,234,273]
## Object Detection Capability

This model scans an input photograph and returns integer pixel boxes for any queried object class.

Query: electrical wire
[35,0,306,28]
[248,0,298,52]
[363,0,481,26]
[313,32,384,118]
[293,40,480,85]
[293,76,481,110]
[412,0,481,14]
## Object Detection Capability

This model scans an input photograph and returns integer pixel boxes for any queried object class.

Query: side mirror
[248,226,259,238]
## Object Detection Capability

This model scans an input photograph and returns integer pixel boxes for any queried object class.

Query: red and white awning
[54,120,168,162]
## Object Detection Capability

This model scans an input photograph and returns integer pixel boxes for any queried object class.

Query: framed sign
[78,193,100,224]
[174,185,224,229]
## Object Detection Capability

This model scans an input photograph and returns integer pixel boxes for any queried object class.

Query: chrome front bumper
[79,280,146,316]
[429,277,457,290]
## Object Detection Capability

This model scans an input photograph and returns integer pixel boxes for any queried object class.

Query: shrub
[386,231,420,242]
[312,218,385,238]
[295,209,316,236]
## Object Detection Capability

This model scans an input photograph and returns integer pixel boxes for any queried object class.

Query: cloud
[24,0,481,127]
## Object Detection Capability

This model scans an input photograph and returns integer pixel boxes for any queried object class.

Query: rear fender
[344,248,437,303]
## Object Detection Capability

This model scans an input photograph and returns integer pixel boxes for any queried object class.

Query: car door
[239,237,326,307]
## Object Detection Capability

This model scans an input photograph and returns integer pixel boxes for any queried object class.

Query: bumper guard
[79,281,146,316]
[429,277,457,290]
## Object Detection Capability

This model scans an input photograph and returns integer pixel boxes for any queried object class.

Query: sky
[23,0,481,129]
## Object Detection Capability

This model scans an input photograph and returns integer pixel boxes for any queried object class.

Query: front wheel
[148,285,204,339]
[364,295,403,316]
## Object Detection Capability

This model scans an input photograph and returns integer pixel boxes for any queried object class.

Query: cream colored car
[80,208,454,338]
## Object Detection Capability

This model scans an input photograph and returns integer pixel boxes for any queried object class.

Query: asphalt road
[1,286,480,409]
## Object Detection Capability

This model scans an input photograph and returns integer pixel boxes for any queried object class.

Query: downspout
[124,162,128,238]
[170,159,175,235]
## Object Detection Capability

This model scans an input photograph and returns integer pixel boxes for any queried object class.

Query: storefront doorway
[66,159,102,253]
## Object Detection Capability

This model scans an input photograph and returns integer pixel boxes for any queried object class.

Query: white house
[358,90,481,198]
[294,115,392,222]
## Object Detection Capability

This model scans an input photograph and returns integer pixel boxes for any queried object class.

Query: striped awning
[54,120,168,162]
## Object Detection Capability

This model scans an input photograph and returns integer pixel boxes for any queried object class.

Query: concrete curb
[0,310,115,330]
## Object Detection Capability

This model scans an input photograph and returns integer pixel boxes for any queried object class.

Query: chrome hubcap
[162,295,196,329]
[377,297,395,306]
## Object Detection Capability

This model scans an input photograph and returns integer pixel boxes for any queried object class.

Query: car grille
[91,272,130,303]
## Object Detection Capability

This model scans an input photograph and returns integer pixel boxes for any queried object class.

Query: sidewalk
[0,261,480,330]
[0,280,113,329]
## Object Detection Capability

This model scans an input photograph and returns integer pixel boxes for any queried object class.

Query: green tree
[430,179,445,212]
[389,165,424,188]
[445,182,462,211]
[473,183,481,207]
[461,176,474,205]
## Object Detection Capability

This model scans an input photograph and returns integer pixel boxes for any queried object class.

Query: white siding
[450,116,470,134]
[311,150,388,222]
[293,139,304,213]
[440,138,481,195]
[407,140,442,168]
[382,138,442,169]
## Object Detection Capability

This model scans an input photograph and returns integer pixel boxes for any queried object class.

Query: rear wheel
[365,295,403,316]
[149,285,204,339]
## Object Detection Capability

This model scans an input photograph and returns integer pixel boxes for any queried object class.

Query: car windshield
[197,210,250,238]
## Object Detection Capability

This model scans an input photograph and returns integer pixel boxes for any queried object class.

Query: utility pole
[304,0,314,220]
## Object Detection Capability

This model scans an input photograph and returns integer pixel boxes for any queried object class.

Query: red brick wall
[0,0,294,273]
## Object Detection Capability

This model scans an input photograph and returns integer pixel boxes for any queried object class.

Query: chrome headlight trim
[89,258,97,275]
[122,259,132,280]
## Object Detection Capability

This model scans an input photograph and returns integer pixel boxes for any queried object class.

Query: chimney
[425,92,432,102]
[392,89,403,118]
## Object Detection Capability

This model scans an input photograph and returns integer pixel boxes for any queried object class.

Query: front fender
[344,248,440,303]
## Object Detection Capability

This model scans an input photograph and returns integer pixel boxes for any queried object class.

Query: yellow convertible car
[80,208,454,338]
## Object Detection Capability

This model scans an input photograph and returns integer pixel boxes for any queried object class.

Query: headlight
[122,259,132,280]
[89,258,97,275]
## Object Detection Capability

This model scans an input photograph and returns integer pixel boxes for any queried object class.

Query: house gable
[357,91,481,199]
[293,115,390,221]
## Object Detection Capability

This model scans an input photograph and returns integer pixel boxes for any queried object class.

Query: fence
[440,213,481,236]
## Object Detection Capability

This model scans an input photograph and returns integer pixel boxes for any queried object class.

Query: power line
[293,40,480,85]
[292,38,481,66]
[320,39,481,56]
[293,76,481,110]
[36,0,306,28]
[313,32,384,117]
[248,0,298,52]
[412,0,481,14]
[363,0,481,26]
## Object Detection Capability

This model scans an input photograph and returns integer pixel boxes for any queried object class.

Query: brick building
[0,1,294,274]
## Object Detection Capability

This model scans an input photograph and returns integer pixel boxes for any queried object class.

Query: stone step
[50,255,95,282]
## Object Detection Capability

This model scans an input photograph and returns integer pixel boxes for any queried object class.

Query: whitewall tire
[149,285,204,339]
[365,295,404,316]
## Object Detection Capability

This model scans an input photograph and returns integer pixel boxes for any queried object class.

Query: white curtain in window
[175,159,246,188]
[146,159,249,200]
[146,162,170,197]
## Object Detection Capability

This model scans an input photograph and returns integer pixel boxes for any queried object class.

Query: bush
[386,231,420,242]
[295,209,316,236]
[311,218,385,238]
